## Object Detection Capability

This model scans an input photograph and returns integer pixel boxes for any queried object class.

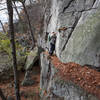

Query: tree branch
[0,6,23,11]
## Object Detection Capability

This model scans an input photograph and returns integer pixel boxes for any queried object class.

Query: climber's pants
[49,43,55,55]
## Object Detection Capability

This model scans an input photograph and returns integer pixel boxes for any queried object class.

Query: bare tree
[6,0,20,100]
[0,20,6,33]
[21,1,35,48]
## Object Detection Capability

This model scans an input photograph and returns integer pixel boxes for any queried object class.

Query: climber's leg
[49,43,55,55]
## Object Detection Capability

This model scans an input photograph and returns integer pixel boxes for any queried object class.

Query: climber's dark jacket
[49,34,56,55]
[50,34,56,44]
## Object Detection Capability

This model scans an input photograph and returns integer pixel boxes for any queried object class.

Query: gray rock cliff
[39,0,100,99]
[42,0,100,67]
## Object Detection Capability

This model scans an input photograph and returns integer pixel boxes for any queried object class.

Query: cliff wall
[39,0,100,99]
[43,0,100,67]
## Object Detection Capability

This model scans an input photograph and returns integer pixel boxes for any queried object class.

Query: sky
[0,0,23,30]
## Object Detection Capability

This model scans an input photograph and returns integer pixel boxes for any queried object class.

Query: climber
[49,32,57,56]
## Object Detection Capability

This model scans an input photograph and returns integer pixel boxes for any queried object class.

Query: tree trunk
[6,0,20,100]
[0,20,6,33]
[22,2,35,48]
[0,88,6,100]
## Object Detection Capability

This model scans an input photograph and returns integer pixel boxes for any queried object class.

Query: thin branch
[0,8,7,11]
[0,20,6,33]
[0,6,23,11]
[22,2,35,48]
[0,2,6,5]
[13,2,22,21]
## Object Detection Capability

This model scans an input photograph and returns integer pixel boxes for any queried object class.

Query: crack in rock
[60,13,82,55]
[47,14,52,26]
[63,0,75,13]
[92,0,97,6]
[63,7,98,14]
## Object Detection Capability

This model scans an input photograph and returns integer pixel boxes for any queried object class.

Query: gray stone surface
[21,70,35,86]
[25,47,39,70]
[40,53,99,100]
[60,1,100,67]
[42,0,100,67]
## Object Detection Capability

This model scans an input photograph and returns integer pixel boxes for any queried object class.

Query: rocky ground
[0,66,40,100]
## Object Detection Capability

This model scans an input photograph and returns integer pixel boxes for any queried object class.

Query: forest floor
[0,66,40,100]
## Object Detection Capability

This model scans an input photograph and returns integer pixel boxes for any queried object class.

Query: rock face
[43,0,100,67]
[40,53,99,100]
[39,0,100,99]
[25,47,43,70]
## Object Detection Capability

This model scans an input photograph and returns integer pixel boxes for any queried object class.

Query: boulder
[22,46,44,86]
[21,70,35,86]
[17,55,26,70]
[25,47,40,70]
